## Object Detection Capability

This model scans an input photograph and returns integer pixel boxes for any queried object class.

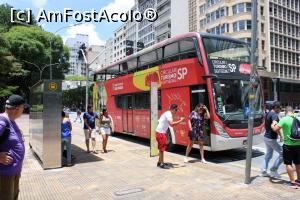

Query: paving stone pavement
[15,115,300,200]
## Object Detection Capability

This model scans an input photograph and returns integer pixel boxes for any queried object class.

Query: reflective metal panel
[29,80,62,169]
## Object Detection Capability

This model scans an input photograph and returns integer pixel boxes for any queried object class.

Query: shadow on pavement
[111,133,264,164]
[71,144,104,165]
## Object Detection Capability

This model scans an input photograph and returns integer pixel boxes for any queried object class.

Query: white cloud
[31,0,47,8]
[63,24,105,46]
[103,0,135,14]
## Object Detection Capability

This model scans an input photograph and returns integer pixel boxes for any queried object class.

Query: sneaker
[269,170,281,179]
[259,171,268,177]
[201,159,207,164]
[184,157,189,163]
[295,180,300,186]
[289,182,299,189]
[159,163,170,169]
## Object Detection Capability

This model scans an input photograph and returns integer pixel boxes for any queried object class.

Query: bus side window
[179,38,197,60]
[164,42,180,63]
[115,95,123,109]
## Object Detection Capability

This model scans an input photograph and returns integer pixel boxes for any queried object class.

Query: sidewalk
[17,115,299,200]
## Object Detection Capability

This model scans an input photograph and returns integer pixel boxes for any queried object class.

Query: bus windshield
[212,79,263,121]
[202,37,250,63]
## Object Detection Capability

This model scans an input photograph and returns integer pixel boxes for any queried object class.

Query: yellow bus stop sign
[48,82,58,91]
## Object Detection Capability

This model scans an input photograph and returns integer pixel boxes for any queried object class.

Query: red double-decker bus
[93,32,264,151]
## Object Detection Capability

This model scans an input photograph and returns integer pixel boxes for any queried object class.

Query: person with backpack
[98,108,114,153]
[259,101,283,178]
[0,94,25,199]
[272,106,300,188]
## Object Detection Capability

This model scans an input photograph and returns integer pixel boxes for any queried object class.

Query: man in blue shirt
[83,105,98,154]
[0,94,25,200]
[259,101,283,178]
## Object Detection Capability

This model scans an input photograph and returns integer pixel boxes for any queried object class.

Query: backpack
[0,115,10,145]
[290,117,300,141]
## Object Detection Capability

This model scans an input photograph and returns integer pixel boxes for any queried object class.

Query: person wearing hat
[0,94,25,200]
[155,104,184,169]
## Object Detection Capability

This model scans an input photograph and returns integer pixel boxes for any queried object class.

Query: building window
[233,20,252,32]
[261,23,264,33]
[262,40,265,50]
[260,6,264,16]
[233,3,251,14]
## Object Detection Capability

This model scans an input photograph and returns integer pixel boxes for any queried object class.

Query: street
[67,112,286,177]
[16,114,299,200]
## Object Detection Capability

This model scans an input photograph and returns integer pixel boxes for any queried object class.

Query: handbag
[188,130,194,138]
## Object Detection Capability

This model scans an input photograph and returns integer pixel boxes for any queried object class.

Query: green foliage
[0,3,70,105]
[62,86,92,110]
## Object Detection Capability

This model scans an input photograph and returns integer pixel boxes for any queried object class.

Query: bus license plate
[243,140,248,145]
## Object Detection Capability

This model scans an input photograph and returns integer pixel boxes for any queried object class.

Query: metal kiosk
[29,80,62,169]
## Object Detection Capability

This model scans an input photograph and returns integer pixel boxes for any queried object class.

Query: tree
[0,3,69,109]
[4,25,70,96]
[0,4,37,32]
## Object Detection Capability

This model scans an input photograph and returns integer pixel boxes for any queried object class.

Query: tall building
[125,4,139,53]
[104,38,114,67]
[189,0,197,32]
[138,0,157,47]
[268,0,300,106]
[195,0,267,70]
[155,0,189,42]
[65,34,89,76]
[113,24,127,62]
[269,0,300,80]
[87,45,105,71]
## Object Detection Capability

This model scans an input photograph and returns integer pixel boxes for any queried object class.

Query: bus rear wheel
[166,129,176,152]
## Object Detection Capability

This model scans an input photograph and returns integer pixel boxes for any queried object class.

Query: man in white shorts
[83,105,98,154]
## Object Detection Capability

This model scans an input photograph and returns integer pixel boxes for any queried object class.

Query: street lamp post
[49,23,82,79]
[245,0,258,184]
[79,48,106,111]
[23,60,60,81]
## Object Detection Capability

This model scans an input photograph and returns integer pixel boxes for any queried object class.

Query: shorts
[100,127,111,135]
[282,144,300,165]
[156,132,166,152]
[84,129,97,140]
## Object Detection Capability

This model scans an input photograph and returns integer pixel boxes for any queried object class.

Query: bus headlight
[214,121,230,138]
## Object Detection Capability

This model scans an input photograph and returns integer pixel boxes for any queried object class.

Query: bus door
[122,95,133,133]
[190,85,211,146]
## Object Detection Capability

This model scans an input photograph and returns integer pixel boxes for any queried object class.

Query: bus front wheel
[166,129,176,151]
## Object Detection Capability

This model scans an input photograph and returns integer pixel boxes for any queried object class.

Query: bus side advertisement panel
[161,87,190,146]
[160,58,205,89]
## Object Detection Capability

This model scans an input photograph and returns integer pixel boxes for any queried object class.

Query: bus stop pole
[245,0,258,184]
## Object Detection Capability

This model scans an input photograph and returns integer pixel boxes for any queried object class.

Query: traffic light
[137,41,144,49]
[78,43,87,60]
[125,47,134,56]
[126,40,134,46]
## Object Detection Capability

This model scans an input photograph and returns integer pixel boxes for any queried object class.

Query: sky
[1,0,135,45]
